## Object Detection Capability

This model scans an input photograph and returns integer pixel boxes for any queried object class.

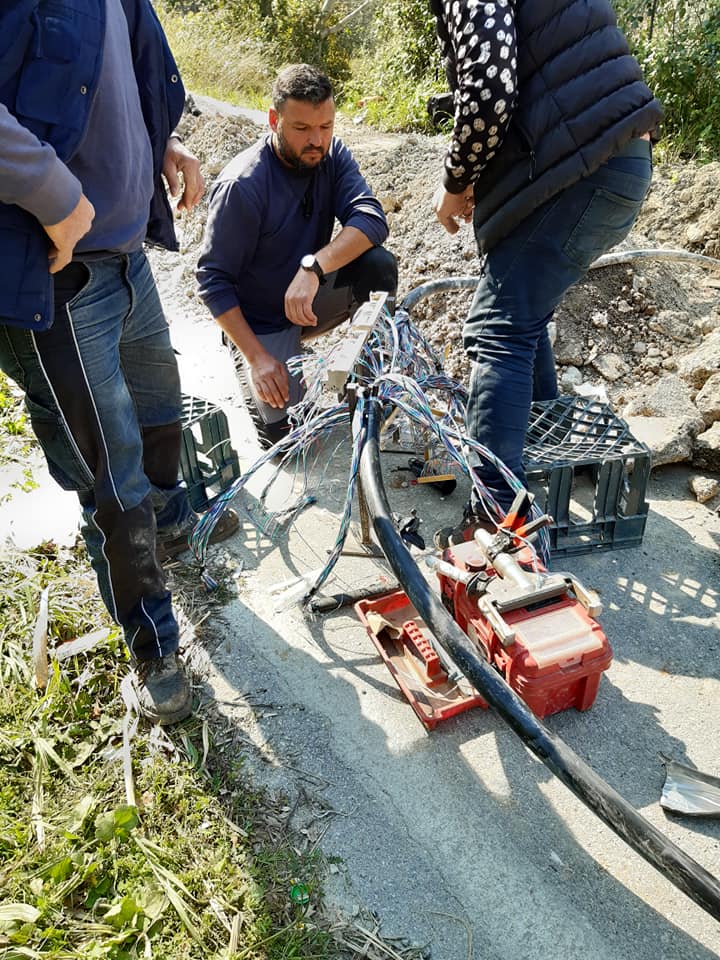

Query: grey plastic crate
[180,395,241,512]
[524,396,651,557]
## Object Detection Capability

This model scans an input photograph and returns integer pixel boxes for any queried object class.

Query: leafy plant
[615,0,720,158]
[0,544,342,958]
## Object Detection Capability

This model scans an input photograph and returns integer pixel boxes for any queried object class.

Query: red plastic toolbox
[355,589,487,729]
[437,540,612,719]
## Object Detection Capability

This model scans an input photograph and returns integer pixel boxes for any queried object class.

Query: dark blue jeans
[464,138,653,511]
[0,250,194,660]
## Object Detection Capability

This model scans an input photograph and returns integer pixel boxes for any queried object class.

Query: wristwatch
[300,254,326,284]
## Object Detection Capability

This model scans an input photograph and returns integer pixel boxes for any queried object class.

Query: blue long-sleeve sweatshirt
[196,134,388,335]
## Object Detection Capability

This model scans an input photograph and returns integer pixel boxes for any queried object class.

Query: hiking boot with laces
[132,652,192,725]
[157,506,240,562]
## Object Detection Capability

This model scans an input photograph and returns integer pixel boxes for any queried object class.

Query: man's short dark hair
[272,64,333,111]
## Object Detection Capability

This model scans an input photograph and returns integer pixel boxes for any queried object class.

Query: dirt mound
[166,104,720,458]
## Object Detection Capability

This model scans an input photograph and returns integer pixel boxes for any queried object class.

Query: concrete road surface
[171,308,720,960]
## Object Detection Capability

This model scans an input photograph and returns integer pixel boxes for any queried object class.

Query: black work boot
[157,507,240,562]
[132,652,192,725]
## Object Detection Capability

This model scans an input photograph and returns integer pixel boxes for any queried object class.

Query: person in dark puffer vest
[430,0,663,546]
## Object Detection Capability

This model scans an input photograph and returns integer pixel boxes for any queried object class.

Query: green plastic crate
[180,394,241,512]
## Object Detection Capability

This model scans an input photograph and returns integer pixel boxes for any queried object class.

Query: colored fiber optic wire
[191,302,549,585]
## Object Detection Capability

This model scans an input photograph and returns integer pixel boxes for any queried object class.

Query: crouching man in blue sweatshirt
[196,63,398,449]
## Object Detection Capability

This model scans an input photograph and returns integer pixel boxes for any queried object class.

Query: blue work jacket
[0,0,185,330]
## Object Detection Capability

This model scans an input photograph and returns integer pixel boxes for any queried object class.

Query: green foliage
[156,1,272,107]
[260,0,357,90]
[344,0,443,131]
[159,0,720,154]
[158,0,358,101]
[615,0,720,159]
[0,544,339,958]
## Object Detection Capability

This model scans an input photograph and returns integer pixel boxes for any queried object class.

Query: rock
[694,372,720,426]
[554,323,585,366]
[184,92,202,116]
[592,353,630,382]
[692,421,720,472]
[689,475,720,503]
[686,223,706,244]
[625,416,696,466]
[621,375,705,435]
[648,309,698,344]
[560,366,583,390]
[379,194,403,214]
[676,328,720,389]
[698,309,720,335]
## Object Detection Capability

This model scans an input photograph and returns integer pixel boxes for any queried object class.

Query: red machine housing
[438,539,613,719]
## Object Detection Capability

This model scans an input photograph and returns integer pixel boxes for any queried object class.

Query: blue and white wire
[300,393,368,605]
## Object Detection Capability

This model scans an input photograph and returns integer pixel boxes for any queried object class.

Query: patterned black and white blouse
[436,0,518,193]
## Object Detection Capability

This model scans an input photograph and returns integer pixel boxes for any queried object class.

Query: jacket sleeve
[196,176,262,319]
[0,102,82,225]
[436,0,518,193]
[332,140,388,246]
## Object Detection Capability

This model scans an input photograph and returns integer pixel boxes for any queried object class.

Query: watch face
[301,255,315,270]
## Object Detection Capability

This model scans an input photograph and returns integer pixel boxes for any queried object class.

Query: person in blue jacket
[197,63,398,449]
[430,0,663,546]
[0,0,237,725]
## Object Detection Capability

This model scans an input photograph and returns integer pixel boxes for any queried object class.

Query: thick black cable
[359,396,720,924]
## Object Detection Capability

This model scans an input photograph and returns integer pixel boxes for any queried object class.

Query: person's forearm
[437,3,518,192]
[315,225,373,276]
[215,305,268,362]
[0,103,82,224]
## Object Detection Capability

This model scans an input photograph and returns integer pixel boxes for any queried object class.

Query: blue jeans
[0,250,194,660]
[464,138,653,511]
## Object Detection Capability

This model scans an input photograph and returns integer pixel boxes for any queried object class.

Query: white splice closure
[325,291,389,392]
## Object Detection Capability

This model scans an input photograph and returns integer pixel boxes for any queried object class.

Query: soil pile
[162,102,720,493]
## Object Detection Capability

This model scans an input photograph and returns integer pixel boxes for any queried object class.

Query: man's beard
[274,128,326,171]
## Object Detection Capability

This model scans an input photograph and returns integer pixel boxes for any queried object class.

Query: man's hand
[163,137,204,213]
[432,184,474,235]
[284,268,319,327]
[250,352,290,409]
[44,194,95,273]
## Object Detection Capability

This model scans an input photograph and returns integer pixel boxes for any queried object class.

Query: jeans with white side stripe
[0,250,194,660]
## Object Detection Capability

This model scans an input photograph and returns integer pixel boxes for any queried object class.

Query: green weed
[0,544,341,959]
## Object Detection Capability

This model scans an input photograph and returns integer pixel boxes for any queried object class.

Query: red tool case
[355,589,487,729]
[439,540,613,718]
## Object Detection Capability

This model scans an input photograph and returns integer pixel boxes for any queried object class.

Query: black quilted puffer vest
[432,0,663,253]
